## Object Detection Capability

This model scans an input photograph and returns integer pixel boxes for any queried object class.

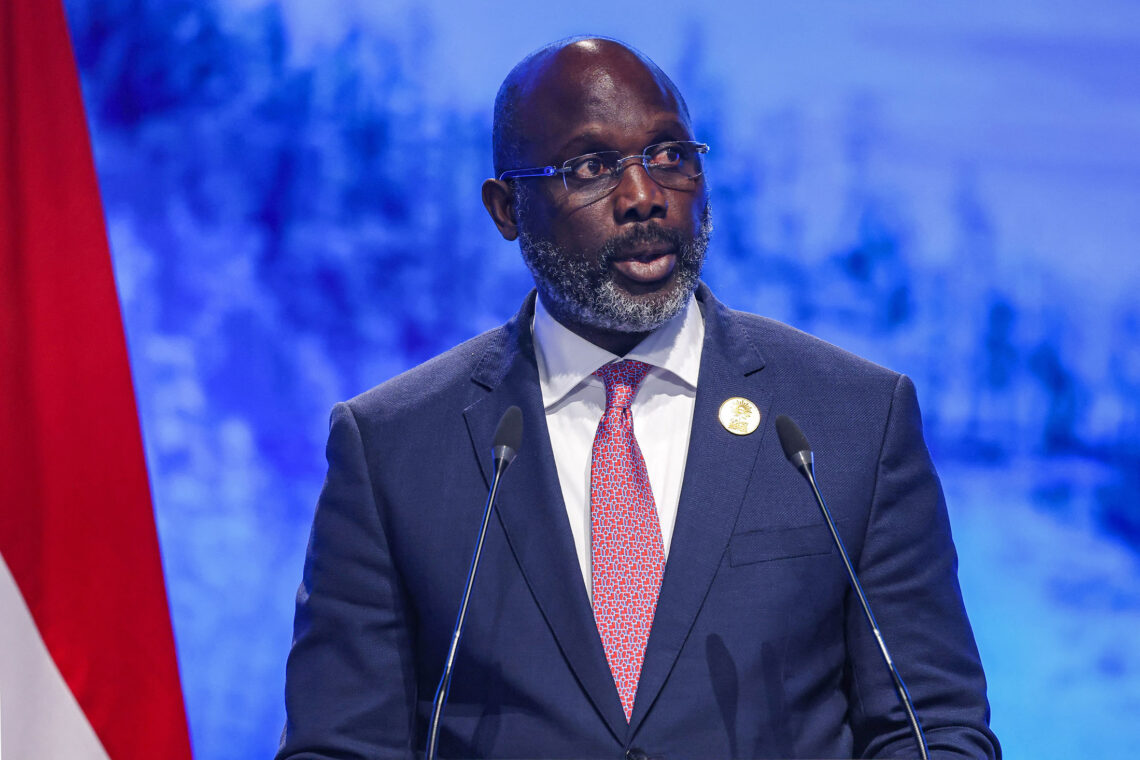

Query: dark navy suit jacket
[277,285,999,759]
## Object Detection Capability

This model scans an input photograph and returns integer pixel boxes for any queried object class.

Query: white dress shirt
[532,294,705,599]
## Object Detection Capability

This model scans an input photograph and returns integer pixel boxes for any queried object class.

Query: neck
[564,321,649,357]
[537,296,654,356]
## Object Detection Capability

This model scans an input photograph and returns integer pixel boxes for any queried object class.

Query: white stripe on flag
[0,553,111,760]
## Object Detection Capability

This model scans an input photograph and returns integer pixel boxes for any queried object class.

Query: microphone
[491,404,523,471]
[774,414,930,760]
[425,406,523,760]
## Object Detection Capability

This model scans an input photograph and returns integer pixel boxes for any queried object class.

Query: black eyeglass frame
[497,141,710,196]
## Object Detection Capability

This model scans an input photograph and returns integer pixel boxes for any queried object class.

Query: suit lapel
[628,286,775,734]
[463,294,629,742]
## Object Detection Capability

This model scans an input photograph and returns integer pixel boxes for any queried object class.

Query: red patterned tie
[590,359,665,722]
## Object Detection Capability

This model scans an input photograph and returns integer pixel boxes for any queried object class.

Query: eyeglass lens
[562,142,705,200]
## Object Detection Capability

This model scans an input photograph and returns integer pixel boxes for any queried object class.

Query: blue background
[63,1,1140,758]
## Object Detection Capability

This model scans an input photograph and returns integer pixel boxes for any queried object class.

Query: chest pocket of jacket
[728,524,834,566]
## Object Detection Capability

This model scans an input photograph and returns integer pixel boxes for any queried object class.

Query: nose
[612,160,667,223]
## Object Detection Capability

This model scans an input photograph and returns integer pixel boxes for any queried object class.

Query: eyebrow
[553,118,692,159]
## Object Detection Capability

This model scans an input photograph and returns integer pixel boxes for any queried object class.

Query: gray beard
[516,198,712,334]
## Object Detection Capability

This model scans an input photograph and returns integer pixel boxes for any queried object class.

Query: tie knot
[594,360,652,411]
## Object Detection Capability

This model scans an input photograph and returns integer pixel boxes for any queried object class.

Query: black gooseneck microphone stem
[776,414,928,760]
[797,456,929,760]
[424,408,519,760]
[424,407,522,760]
[425,456,506,760]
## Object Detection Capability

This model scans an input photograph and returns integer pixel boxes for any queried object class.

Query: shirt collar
[533,292,705,410]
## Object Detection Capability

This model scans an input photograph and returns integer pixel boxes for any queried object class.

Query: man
[278,37,999,759]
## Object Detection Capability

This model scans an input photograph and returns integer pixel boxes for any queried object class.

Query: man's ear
[482,178,519,241]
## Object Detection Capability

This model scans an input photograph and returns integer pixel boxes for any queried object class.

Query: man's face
[509,42,711,342]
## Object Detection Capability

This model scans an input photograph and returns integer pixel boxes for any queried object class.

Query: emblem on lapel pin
[718,397,761,436]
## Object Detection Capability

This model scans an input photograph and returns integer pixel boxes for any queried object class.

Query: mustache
[599,224,684,265]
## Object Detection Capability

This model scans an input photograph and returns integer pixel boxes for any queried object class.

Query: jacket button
[626,749,649,760]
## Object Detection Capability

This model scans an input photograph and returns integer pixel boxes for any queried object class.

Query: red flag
[0,1,193,758]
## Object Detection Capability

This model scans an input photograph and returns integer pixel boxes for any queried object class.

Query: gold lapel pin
[718,397,761,436]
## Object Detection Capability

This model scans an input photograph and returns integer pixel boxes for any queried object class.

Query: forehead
[516,42,691,160]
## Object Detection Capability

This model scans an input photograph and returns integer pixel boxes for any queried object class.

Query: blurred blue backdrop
[62,1,1140,758]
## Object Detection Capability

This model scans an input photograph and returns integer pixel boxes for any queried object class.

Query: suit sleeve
[276,402,417,760]
[846,375,1001,759]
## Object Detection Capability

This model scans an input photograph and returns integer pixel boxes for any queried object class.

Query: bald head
[492,37,692,177]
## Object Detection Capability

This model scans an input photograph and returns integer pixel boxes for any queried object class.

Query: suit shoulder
[341,325,508,423]
[729,308,902,388]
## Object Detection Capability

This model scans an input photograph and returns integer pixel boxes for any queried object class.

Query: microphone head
[492,405,524,466]
[775,414,812,465]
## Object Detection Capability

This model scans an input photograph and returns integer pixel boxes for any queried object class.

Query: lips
[603,226,683,286]
[611,249,677,285]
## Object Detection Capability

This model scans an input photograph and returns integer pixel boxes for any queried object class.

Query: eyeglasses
[498,140,709,203]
